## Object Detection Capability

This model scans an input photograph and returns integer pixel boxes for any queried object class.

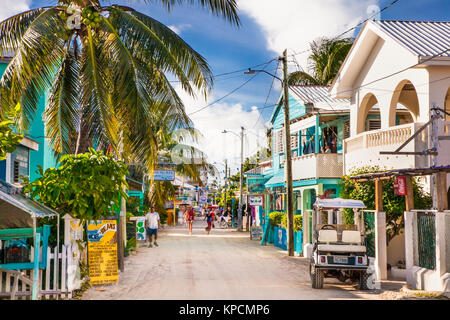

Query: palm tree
[130,124,217,216]
[288,37,353,86]
[0,0,240,159]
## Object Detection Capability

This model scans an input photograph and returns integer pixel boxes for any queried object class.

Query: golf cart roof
[314,198,366,209]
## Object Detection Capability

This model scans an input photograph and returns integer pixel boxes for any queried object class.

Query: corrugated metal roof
[290,86,348,105]
[373,20,450,57]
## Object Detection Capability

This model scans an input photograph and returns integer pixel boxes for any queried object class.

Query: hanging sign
[87,220,119,285]
[149,170,175,181]
[394,176,407,196]
[249,195,263,206]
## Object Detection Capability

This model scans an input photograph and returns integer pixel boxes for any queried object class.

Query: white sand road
[81,217,414,300]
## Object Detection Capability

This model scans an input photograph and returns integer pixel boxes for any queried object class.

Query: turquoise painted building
[0,56,58,185]
[252,86,351,214]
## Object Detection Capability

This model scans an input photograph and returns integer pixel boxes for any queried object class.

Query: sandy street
[81,217,406,300]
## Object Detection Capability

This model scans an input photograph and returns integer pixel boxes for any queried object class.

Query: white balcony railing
[343,122,429,173]
[290,153,343,181]
[345,122,422,152]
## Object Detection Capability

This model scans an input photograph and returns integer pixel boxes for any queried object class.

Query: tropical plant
[281,214,302,232]
[23,149,129,222]
[0,103,24,160]
[0,0,240,162]
[268,211,284,227]
[339,165,432,244]
[288,37,353,86]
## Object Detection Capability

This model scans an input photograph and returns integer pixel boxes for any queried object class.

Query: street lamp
[244,50,295,256]
[222,127,245,231]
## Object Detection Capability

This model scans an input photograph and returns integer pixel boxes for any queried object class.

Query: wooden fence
[0,243,80,300]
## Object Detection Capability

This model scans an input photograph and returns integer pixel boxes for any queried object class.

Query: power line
[169,58,278,83]
[187,59,276,116]
[252,60,280,129]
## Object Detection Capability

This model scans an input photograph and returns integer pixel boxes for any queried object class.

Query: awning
[314,198,366,209]
[0,180,59,229]
[264,173,285,188]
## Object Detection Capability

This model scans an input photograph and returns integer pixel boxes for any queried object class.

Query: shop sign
[87,220,119,285]
[249,195,263,206]
[394,176,406,196]
[149,170,175,181]
[251,226,263,240]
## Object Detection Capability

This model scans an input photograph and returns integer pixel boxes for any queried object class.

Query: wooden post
[281,49,295,257]
[436,172,448,211]
[375,179,383,212]
[405,176,414,211]
[32,233,40,300]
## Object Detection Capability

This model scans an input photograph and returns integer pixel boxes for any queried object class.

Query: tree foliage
[339,165,432,244]
[288,37,353,86]
[0,0,240,169]
[0,104,24,160]
[24,149,129,222]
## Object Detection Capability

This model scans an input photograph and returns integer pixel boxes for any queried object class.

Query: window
[367,119,381,131]
[290,131,299,149]
[9,145,29,184]
[343,120,350,139]
[13,160,19,183]
[275,129,284,154]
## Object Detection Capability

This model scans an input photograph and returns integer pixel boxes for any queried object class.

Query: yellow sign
[87,220,119,285]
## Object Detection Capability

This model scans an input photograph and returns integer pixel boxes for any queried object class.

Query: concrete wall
[387,232,405,267]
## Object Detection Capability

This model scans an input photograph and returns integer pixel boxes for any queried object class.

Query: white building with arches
[330,20,450,192]
[330,20,450,292]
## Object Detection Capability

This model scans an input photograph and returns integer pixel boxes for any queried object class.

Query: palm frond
[44,41,80,156]
[0,8,66,130]
[0,7,47,58]
[144,0,240,26]
[113,7,213,98]
[79,25,117,154]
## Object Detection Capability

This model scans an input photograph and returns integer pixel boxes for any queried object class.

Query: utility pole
[224,159,228,210]
[238,126,245,231]
[281,49,295,256]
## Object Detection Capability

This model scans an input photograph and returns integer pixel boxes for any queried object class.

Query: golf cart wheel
[359,270,370,290]
[310,262,324,289]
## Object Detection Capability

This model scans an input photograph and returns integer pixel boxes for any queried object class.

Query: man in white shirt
[145,206,160,248]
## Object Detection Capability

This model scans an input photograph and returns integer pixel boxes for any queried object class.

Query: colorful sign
[199,196,207,204]
[251,226,263,240]
[394,176,407,195]
[149,170,175,181]
[135,217,146,241]
[249,195,263,206]
[87,220,119,285]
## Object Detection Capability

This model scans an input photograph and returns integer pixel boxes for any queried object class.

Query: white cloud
[175,85,268,181]
[238,0,379,68]
[168,23,192,35]
[0,0,31,22]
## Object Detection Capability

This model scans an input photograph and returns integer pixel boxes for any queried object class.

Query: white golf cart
[308,198,370,289]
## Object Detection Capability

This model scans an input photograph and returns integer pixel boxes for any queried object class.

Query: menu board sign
[87,220,119,285]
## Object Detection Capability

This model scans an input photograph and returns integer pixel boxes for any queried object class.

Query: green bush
[269,211,284,227]
[281,214,303,232]
[124,237,136,257]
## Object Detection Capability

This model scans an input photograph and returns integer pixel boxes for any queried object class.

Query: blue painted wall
[0,61,58,182]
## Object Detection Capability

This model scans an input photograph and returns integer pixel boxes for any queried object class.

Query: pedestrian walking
[145,206,160,248]
[204,211,213,235]
[211,208,217,228]
[186,206,195,235]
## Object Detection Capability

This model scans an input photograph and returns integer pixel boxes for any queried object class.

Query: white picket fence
[0,243,80,300]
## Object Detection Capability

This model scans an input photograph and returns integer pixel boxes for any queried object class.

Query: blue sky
[3,0,450,174]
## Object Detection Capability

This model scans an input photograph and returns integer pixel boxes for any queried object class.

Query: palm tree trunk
[75,111,91,155]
